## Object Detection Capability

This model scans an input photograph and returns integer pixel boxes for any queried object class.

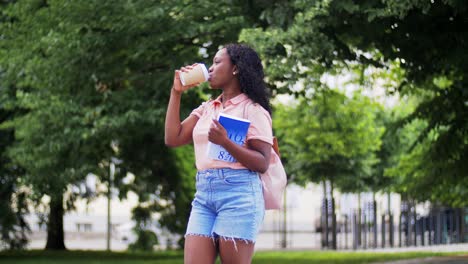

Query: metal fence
[257,200,467,250]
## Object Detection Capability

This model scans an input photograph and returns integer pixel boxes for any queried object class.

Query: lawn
[0,249,466,264]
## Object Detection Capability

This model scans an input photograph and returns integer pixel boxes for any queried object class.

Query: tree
[0,0,273,249]
[385,101,468,207]
[0,108,29,250]
[242,0,468,207]
[128,205,158,252]
[274,89,383,249]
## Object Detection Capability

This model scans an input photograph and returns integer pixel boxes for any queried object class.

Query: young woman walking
[165,43,273,264]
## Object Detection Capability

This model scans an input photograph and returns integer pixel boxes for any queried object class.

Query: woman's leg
[185,170,219,263]
[212,169,263,264]
[184,235,217,264]
[218,238,255,264]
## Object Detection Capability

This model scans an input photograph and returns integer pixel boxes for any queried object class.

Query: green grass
[0,250,183,264]
[253,251,466,263]
[0,250,466,264]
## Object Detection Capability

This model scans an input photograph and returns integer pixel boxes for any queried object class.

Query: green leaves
[1,0,277,248]
[2,0,467,249]
[0,0,199,247]
[243,0,468,206]
[274,89,384,192]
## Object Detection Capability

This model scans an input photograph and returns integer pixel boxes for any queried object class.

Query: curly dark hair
[225,43,271,115]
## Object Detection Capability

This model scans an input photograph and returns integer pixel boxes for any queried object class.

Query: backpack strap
[243,100,280,157]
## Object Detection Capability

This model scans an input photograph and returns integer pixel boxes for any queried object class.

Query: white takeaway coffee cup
[179,63,209,86]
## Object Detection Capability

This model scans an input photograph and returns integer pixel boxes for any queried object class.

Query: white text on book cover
[207,113,250,162]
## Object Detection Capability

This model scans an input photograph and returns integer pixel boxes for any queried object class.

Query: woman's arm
[164,68,199,147]
[208,119,271,173]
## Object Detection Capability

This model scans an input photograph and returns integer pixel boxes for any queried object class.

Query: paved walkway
[366,244,468,263]
[357,243,468,253]
[375,256,468,264]
[360,243,468,263]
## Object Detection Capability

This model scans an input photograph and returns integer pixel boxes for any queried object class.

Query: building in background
[25,182,409,251]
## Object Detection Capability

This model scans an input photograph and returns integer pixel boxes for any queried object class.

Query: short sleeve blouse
[190,93,273,171]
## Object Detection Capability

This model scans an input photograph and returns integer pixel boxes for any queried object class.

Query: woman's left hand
[208,119,228,146]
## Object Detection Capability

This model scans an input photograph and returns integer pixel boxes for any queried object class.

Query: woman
[165,43,272,264]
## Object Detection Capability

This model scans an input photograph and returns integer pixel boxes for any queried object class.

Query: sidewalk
[374,256,468,264]
[258,243,468,253]
[364,244,468,264]
[274,243,468,263]
[352,243,468,253]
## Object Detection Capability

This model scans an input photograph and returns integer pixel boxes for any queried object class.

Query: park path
[374,256,468,264]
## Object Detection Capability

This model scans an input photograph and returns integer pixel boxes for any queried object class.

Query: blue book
[207,113,251,163]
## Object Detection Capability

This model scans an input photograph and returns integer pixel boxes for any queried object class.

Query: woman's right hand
[173,64,200,93]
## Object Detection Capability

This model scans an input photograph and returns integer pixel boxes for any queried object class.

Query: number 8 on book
[207,113,251,162]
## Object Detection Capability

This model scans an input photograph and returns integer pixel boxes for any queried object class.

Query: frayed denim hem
[218,235,255,252]
[185,233,255,252]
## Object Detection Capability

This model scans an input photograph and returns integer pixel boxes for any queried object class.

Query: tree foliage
[0,109,29,250]
[2,0,467,250]
[243,0,468,206]
[0,0,261,249]
[274,89,384,192]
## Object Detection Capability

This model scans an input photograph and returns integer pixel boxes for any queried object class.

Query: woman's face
[208,48,236,89]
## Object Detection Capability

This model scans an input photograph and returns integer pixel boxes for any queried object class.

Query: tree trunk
[460,208,468,243]
[330,179,337,250]
[387,192,394,247]
[281,186,287,248]
[412,201,417,246]
[357,193,362,247]
[321,180,329,248]
[45,194,66,250]
[372,192,377,248]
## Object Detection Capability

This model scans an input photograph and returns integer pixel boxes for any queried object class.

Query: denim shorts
[185,168,265,243]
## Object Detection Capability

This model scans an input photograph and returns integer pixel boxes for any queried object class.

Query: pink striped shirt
[190,93,273,171]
